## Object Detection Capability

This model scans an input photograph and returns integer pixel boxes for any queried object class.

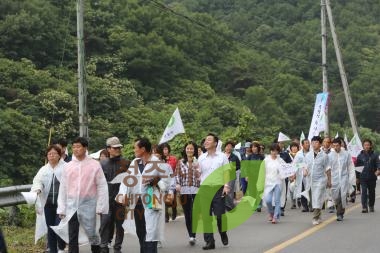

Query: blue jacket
[356,150,380,180]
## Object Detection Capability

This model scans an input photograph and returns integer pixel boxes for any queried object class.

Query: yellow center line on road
[264,194,380,253]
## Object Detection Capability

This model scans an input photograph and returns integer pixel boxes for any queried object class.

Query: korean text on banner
[307,92,329,140]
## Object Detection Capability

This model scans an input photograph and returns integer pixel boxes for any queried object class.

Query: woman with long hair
[175,141,200,246]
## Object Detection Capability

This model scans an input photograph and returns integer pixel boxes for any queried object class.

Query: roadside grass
[3,225,45,253]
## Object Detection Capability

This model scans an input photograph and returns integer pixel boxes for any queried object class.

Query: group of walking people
[30,133,380,252]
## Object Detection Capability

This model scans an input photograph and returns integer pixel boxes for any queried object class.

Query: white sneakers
[189,237,196,246]
[312,218,322,225]
[58,250,65,253]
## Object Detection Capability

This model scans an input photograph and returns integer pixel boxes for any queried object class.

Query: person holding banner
[303,136,331,225]
[263,143,285,224]
[355,139,380,213]
[328,138,355,221]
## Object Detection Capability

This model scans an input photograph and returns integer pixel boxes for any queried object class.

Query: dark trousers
[134,198,146,253]
[360,179,376,208]
[44,205,65,253]
[180,194,196,238]
[68,212,80,253]
[334,192,345,216]
[99,202,125,250]
[68,212,100,253]
[202,187,227,243]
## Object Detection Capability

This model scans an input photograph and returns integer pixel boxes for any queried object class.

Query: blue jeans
[265,184,282,219]
[240,178,247,195]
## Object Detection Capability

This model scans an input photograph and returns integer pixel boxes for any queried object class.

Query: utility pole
[321,0,329,137]
[77,0,88,138]
[325,0,359,137]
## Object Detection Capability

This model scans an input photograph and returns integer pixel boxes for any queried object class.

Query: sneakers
[157,241,162,248]
[312,219,320,225]
[189,237,196,246]
[362,208,368,213]
[369,206,375,212]
[291,204,297,209]
[336,215,343,221]
[58,250,65,253]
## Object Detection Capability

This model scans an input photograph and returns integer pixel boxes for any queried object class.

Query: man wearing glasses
[99,137,131,253]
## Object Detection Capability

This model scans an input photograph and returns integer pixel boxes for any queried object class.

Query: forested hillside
[1,0,379,185]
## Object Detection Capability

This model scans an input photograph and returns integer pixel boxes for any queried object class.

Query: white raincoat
[263,155,284,201]
[328,149,355,208]
[293,150,309,200]
[53,155,109,244]
[302,150,330,209]
[31,159,66,244]
[117,156,172,242]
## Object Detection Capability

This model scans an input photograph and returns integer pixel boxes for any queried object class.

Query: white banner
[159,107,185,144]
[279,163,297,179]
[347,133,363,158]
[307,92,329,140]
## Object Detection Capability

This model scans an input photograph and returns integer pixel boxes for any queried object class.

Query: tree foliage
[1,0,380,185]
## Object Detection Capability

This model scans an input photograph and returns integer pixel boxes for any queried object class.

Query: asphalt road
[81,182,380,253]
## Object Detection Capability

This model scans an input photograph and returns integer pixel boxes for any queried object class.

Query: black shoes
[336,215,343,221]
[301,208,309,212]
[362,208,368,213]
[256,207,261,212]
[221,233,229,246]
[172,207,177,220]
[202,241,215,250]
[369,206,374,212]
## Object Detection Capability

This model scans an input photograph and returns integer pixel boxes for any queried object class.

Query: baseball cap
[106,137,123,148]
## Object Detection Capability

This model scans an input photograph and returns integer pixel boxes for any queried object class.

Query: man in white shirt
[196,133,230,250]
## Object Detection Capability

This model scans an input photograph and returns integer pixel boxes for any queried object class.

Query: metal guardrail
[0,185,32,208]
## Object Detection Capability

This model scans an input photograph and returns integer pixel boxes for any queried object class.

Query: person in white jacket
[31,145,66,253]
[329,138,355,221]
[117,137,172,253]
[56,137,109,253]
[263,143,285,224]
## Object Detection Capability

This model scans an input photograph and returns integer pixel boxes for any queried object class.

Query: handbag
[164,192,174,206]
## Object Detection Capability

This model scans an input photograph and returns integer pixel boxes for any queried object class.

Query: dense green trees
[1,0,379,185]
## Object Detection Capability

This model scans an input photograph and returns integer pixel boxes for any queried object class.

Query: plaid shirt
[176,158,200,194]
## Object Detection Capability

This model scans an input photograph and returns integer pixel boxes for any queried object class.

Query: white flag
[347,133,363,158]
[344,133,349,145]
[159,107,185,144]
[300,131,306,143]
[307,92,329,140]
[278,132,290,142]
